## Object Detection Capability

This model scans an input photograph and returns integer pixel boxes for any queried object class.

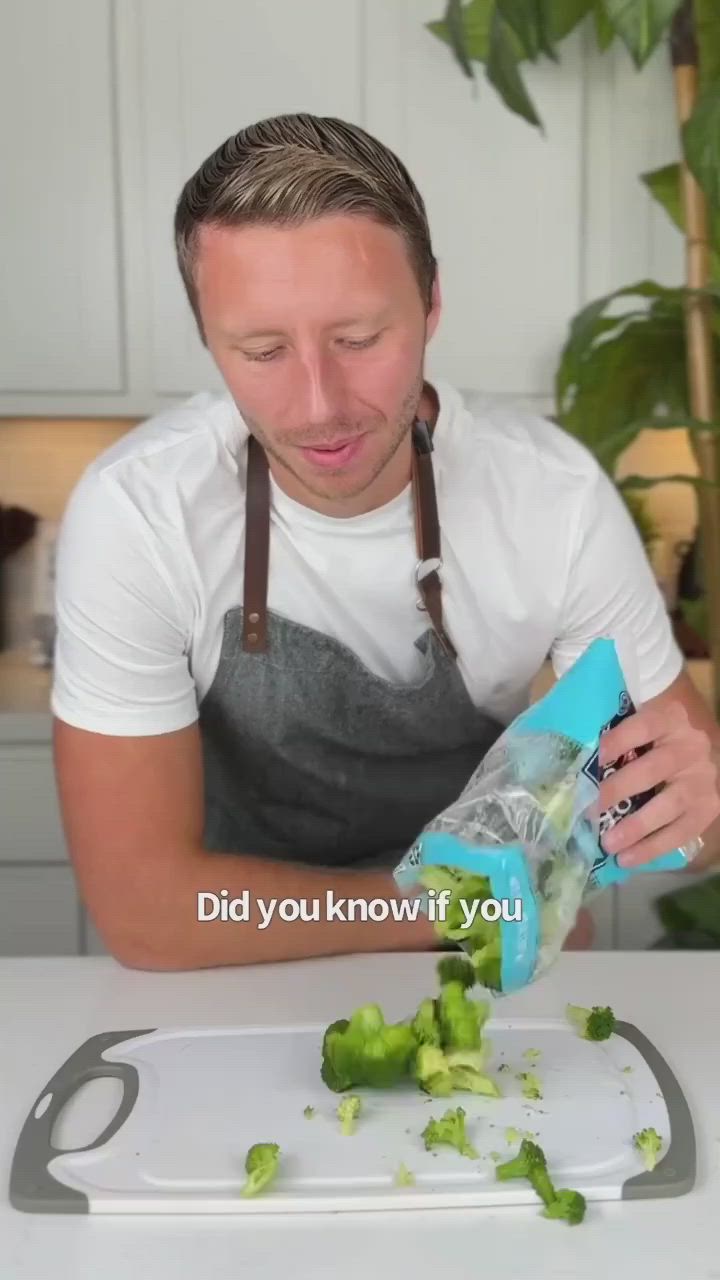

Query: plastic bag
[393,637,694,996]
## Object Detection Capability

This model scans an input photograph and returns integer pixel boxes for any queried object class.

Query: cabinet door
[138,0,366,397]
[364,1,586,398]
[0,866,80,955]
[0,1,124,395]
[0,746,68,862]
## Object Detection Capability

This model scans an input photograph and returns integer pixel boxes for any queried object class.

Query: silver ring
[684,835,705,861]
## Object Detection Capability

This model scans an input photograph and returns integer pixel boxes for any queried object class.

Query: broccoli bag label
[581,688,661,890]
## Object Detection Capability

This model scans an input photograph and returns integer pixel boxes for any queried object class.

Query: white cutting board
[9,1017,695,1213]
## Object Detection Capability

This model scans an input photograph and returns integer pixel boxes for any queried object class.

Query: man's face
[196,214,441,514]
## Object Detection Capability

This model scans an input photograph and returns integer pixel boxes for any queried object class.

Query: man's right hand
[53,717,436,970]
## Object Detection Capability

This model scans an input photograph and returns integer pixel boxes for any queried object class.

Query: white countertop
[1,949,719,1279]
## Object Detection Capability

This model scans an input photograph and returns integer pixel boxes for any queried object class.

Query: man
[51,113,720,971]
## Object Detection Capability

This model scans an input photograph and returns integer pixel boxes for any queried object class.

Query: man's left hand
[596,698,720,867]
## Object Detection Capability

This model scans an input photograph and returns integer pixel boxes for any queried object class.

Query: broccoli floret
[414,1044,454,1096]
[337,1095,362,1135]
[421,1106,478,1158]
[495,1139,556,1207]
[437,953,476,989]
[320,1004,417,1091]
[395,1162,415,1186]
[633,1127,663,1171]
[240,1142,280,1197]
[518,1070,543,1100]
[437,981,490,1051]
[411,997,442,1047]
[542,1188,587,1224]
[419,867,502,991]
[446,1048,501,1097]
[469,933,503,991]
[566,1003,616,1041]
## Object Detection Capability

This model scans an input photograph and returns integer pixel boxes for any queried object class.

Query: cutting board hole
[50,1076,125,1152]
[34,1092,53,1119]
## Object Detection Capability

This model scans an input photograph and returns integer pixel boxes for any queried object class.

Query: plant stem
[671,0,720,717]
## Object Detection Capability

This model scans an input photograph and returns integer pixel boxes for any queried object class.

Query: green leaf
[594,0,616,49]
[496,0,557,61]
[556,304,693,469]
[486,7,543,125]
[694,0,720,87]
[683,83,720,214]
[556,280,685,413]
[618,472,720,491]
[426,0,499,63]
[444,0,477,77]
[641,163,684,231]
[544,0,595,41]
[641,163,720,279]
[602,0,684,68]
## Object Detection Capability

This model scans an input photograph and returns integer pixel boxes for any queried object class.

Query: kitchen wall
[0,0,702,659]
[0,0,712,960]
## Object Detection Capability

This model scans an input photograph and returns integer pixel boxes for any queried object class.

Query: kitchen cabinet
[0,741,78,956]
[0,1,124,399]
[0,746,68,863]
[136,0,365,398]
[0,866,81,956]
[0,0,686,418]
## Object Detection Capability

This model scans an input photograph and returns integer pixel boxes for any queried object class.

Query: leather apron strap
[242,419,457,661]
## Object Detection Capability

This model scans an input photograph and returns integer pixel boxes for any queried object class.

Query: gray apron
[198,404,507,869]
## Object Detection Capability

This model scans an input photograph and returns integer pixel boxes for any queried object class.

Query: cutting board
[9,1017,694,1214]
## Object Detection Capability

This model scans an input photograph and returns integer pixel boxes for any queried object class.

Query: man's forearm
[110,846,435,970]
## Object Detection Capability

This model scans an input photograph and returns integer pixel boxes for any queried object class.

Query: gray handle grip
[9,1028,155,1213]
[616,1019,696,1199]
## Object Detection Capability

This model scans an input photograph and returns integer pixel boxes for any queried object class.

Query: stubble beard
[246,369,425,504]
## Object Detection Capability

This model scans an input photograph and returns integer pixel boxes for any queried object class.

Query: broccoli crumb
[523,1048,542,1061]
[337,1095,362,1135]
[506,1126,535,1145]
[303,1105,316,1118]
[621,1066,633,1074]
[395,1162,416,1186]
[518,1071,543,1101]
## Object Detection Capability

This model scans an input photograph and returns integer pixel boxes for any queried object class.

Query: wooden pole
[670,0,720,717]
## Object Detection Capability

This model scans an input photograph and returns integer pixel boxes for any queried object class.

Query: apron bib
[198,405,506,869]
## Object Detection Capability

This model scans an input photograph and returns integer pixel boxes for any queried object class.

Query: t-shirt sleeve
[549,459,685,706]
[50,467,199,735]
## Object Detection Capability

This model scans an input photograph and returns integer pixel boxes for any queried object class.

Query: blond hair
[174,113,437,343]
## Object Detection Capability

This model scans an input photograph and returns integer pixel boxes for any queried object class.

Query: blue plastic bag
[394,637,695,996]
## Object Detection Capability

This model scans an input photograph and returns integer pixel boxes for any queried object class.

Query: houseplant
[427,0,720,714]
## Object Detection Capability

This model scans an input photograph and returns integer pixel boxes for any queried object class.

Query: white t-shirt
[51,377,684,735]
